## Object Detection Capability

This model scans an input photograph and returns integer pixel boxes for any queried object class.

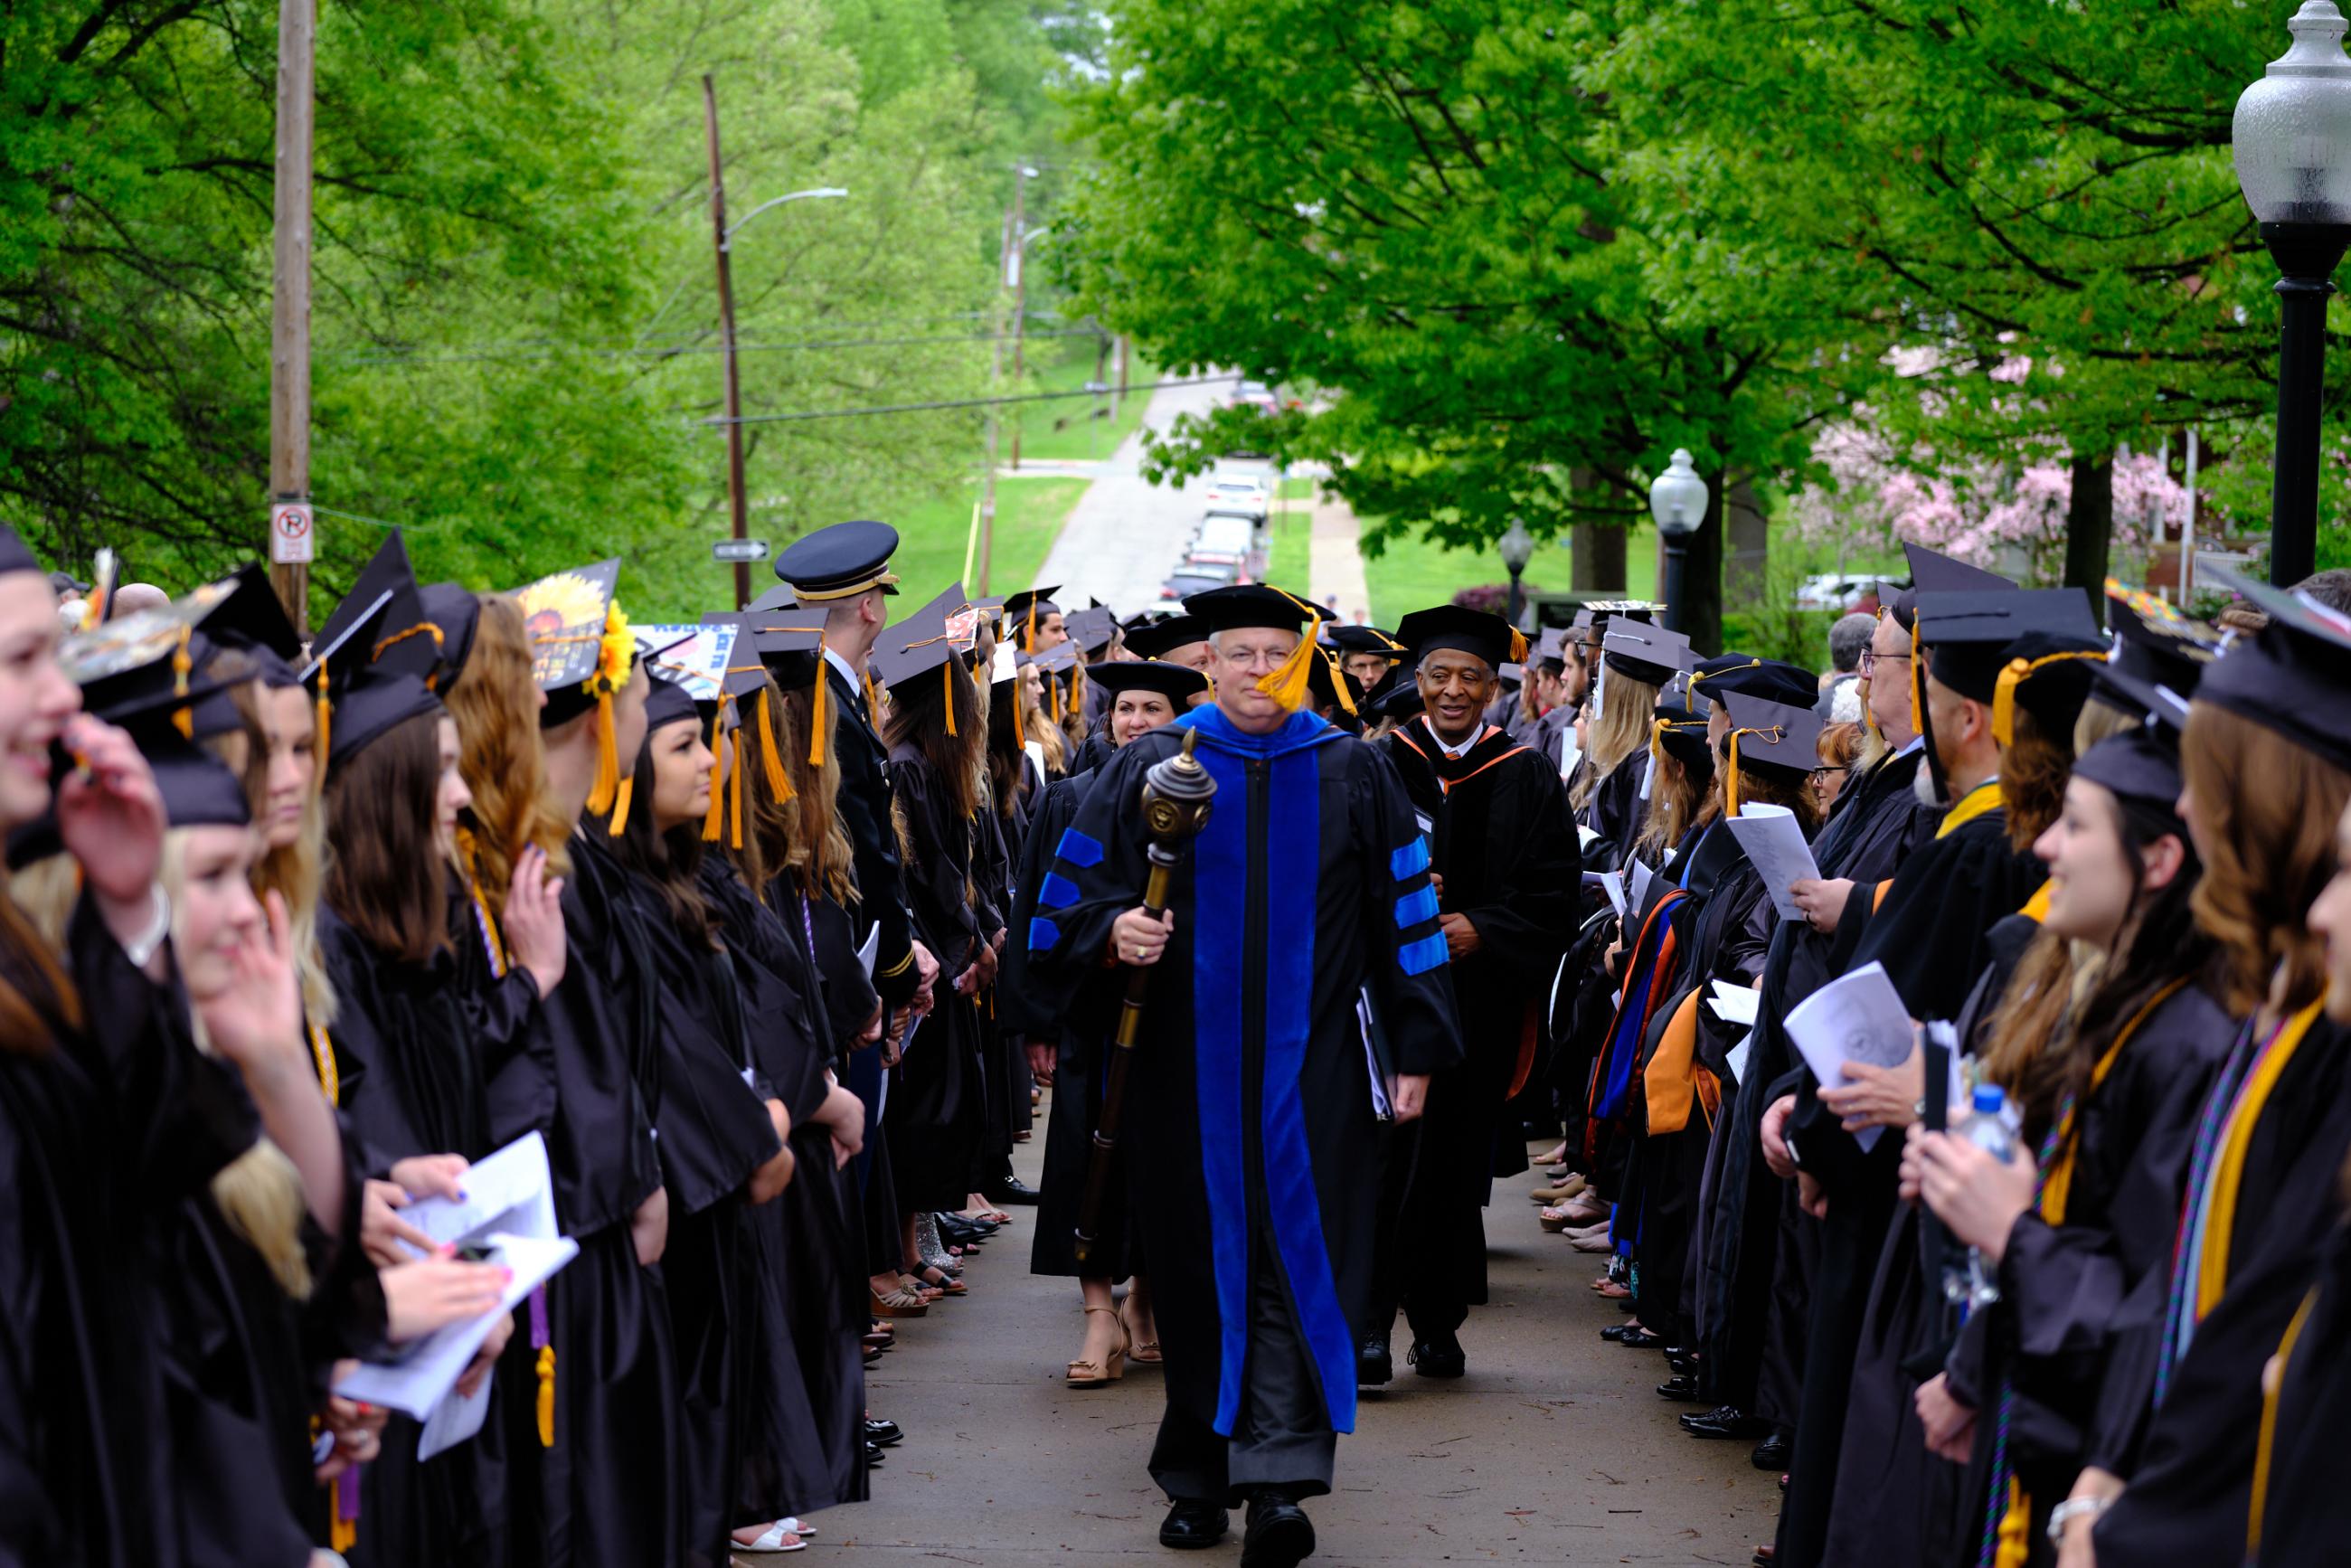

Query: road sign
[713,537,770,563]
[270,499,315,564]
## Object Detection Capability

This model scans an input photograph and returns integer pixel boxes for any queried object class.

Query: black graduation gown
[1582,748,1648,870]
[1007,767,1138,1280]
[1374,719,1578,1333]
[970,796,1023,1185]
[0,897,265,1568]
[883,746,995,1211]
[703,861,868,1520]
[2092,1014,2351,1566]
[2256,1211,2351,1564]
[1025,709,1461,1488]
[318,903,510,1568]
[622,872,784,1568]
[1930,982,2234,1568]
[1777,798,2044,1568]
[826,661,920,1007]
[487,831,679,1568]
[1703,746,1932,1418]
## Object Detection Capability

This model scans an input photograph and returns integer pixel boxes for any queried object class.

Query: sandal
[871,1282,929,1318]
[732,1522,806,1553]
[1539,1205,1581,1233]
[1119,1298,1164,1365]
[1066,1304,1128,1386]
[905,1262,967,1297]
[897,1273,944,1304]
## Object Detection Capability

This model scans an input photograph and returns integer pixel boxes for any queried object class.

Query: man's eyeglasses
[1857,649,1911,676]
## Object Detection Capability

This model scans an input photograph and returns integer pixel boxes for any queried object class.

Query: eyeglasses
[1857,649,1911,675]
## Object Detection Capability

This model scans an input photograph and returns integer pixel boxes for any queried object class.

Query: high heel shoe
[1066,1304,1128,1386]
[915,1214,963,1277]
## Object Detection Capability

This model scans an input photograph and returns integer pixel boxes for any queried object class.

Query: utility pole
[1005,165,1031,471]
[268,0,315,635]
[703,75,752,610]
[977,167,1028,594]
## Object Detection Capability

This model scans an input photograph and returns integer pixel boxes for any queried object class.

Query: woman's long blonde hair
[162,831,314,1300]
[779,680,859,906]
[1571,663,1659,812]
[250,681,337,1030]
[446,594,571,914]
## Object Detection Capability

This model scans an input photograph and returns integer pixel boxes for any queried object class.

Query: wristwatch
[118,883,172,968]
[2045,1495,2112,1544]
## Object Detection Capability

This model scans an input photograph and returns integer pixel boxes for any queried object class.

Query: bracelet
[118,883,172,968]
[2045,1496,2113,1544]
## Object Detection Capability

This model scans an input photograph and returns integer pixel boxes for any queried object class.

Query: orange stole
[1642,989,1721,1136]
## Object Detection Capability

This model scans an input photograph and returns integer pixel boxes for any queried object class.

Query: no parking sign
[270,499,314,564]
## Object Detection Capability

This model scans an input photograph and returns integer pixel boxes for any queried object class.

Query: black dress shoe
[864,1440,885,1466]
[1408,1332,1466,1379]
[1241,1496,1316,1568]
[1599,1324,1642,1343]
[1679,1404,1769,1440]
[1750,1429,1791,1470]
[1617,1327,1666,1349]
[1158,1498,1230,1550]
[984,1177,1041,1205]
[1656,1374,1701,1402]
[864,1417,903,1447]
[1356,1334,1393,1386]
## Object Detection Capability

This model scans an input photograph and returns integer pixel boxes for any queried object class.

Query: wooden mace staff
[1072,727,1218,1269]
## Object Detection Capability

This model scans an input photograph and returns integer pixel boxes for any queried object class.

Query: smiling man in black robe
[1025,583,1460,1568]
[1364,603,1578,1383]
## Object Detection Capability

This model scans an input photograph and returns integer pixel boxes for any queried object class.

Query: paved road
[1034,375,1269,617]
[794,1129,1780,1565]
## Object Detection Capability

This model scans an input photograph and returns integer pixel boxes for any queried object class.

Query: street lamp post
[1499,518,1535,628]
[2233,0,2351,587]
[1648,449,1708,634]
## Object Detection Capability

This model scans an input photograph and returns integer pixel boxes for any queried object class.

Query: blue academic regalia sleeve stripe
[1027,915,1062,952]
[1037,871,1081,911]
[1390,838,1430,881]
[1393,885,1440,929]
[1399,931,1449,976]
[1055,827,1104,868]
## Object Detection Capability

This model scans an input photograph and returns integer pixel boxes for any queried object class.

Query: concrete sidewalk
[1307,492,1372,625]
[797,1129,1780,1565]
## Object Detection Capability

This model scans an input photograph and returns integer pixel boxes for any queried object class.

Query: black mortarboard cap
[1687,653,1817,713]
[1903,543,2018,596]
[63,573,274,742]
[0,526,42,579]
[871,609,963,694]
[1370,667,1425,721]
[1915,588,2099,704]
[1124,615,1210,661]
[1602,620,1693,686]
[142,732,252,828]
[1395,604,1521,672]
[2071,726,2186,817]
[1031,640,1080,676]
[203,565,304,666]
[1991,629,2110,747]
[1307,647,1365,715]
[1720,690,1827,783]
[1001,586,1063,648]
[1651,694,1715,779]
[1327,624,1406,660]
[420,582,484,693]
[2193,566,2351,772]
[1534,627,1568,669]
[724,604,826,693]
[1182,582,1327,635]
[772,520,900,601]
[1065,606,1119,657]
[747,583,798,614]
[2102,580,2221,703]
[1091,659,1211,704]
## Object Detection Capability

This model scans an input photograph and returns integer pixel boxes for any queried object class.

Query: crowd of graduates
[7,496,2351,1568]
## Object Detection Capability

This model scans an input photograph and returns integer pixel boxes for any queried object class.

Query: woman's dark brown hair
[776,683,857,906]
[324,712,450,965]
[882,653,986,824]
[607,723,719,945]
[1981,787,2215,1143]
[985,671,1032,821]
[2182,701,2351,1016]
[2000,705,2075,853]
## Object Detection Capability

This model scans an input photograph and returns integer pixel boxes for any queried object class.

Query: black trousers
[1366,1118,1472,1343]
[1148,1215,1336,1507]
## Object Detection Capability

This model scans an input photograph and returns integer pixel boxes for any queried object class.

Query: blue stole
[1177,706,1358,1435]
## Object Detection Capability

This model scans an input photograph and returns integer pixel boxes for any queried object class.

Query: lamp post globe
[1648,449,1708,634]
[2234,0,2351,585]
[1499,517,1535,628]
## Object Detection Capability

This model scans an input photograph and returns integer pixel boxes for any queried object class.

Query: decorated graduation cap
[1574,600,1662,645]
[771,519,899,602]
[1601,619,1693,687]
[61,571,274,743]
[1718,689,1826,817]
[1125,614,1209,661]
[1183,581,1336,713]
[2193,565,2351,772]
[1394,603,1526,674]
[1091,658,1212,705]
[2101,580,2221,708]
[641,624,732,730]
[513,558,640,828]
[314,553,444,773]
[1686,652,1817,714]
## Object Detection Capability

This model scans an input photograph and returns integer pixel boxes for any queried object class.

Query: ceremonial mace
[1072,727,1217,1269]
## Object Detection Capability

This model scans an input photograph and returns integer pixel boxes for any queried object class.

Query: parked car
[1793,573,1875,612]
[1186,514,1258,565]
[1203,474,1271,523]
[1161,561,1242,601]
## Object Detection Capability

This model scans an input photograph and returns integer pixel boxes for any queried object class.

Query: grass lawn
[1357,523,1659,627]
[1010,339,1158,465]
[890,477,1090,599]
[1265,501,1311,588]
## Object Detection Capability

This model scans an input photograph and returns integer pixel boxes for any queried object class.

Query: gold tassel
[702,705,727,843]
[730,734,745,848]
[1253,586,1327,713]
[536,1346,556,1449]
[170,622,194,738]
[1727,730,1743,818]
[314,655,332,787]
[808,639,831,769]
[586,689,619,816]
[606,773,633,836]
[1010,675,1025,747]
[864,666,881,717]
[1320,649,1358,716]
[331,1507,356,1554]
[1991,649,2106,748]
[1910,640,1928,741]
[942,660,958,735]
[1508,626,1528,665]
[756,688,792,800]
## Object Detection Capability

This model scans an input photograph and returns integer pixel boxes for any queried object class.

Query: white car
[1187,514,1258,565]
[1202,475,1270,523]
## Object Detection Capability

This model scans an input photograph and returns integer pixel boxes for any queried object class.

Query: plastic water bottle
[1940,1085,2016,1310]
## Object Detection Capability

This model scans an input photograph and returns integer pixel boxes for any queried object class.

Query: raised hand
[194,891,305,1081]
[55,713,165,911]
[502,845,568,998]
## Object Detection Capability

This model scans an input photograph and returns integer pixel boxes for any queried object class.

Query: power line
[703,373,1240,427]
[330,326,1105,369]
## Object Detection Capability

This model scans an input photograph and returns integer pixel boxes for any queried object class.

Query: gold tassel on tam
[753,686,793,798]
[808,639,831,768]
[1253,588,1328,713]
[1991,649,2106,748]
[1726,729,1744,817]
[1910,640,1928,741]
[583,603,634,823]
[313,655,332,785]
[536,1346,557,1448]
[1318,649,1358,716]
[731,733,745,847]
[702,704,729,843]
[1508,626,1529,664]
[942,660,958,735]
[606,775,633,836]
[864,666,881,718]
[170,622,194,739]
